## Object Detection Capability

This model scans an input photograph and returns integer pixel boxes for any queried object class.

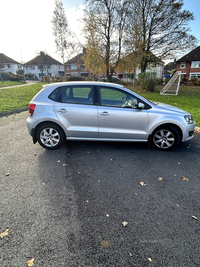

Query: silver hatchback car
[27,81,196,150]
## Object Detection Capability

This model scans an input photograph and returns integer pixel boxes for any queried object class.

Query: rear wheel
[36,123,65,149]
[151,125,180,150]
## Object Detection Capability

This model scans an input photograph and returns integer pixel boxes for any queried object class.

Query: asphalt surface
[0,111,200,267]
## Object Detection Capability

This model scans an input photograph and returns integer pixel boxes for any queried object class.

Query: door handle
[100,111,109,116]
[58,108,67,113]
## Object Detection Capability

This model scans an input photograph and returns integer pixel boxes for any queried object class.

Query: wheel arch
[150,123,183,142]
[33,121,66,143]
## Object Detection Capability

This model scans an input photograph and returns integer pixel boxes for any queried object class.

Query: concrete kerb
[0,108,199,134]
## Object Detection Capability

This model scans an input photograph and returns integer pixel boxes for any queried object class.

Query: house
[65,49,94,79]
[116,52,164,81]
[0,53,22,74]
[176,46,200,79]
[24,52,64,80]
[163,61,176,78]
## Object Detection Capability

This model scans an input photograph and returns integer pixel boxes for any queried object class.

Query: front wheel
[151,126,180,150]
[36,123,65,149]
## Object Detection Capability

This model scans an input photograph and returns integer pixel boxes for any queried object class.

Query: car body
[27,81,196,150]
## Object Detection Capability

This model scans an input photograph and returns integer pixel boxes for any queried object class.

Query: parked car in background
[27,82,195,150]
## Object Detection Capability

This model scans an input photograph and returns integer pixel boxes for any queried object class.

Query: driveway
[0,111,200,267]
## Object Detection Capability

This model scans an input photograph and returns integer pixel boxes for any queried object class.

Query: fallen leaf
[192,216,198,220]
[0,229,9,238]
[57,160,60,163]
[34,153,37,156]
[178,162,181,164]
[158,177,163,181]
[86,151,90,154]
[42,183,45,185]
[101,240,111,247]
[110,159,113,161]
[148,257,153,262]
[140,181,147,187]
[98,180,101,183]
[78,172,80,174]
[5,173,10,176]
[63,164,67,167]
[106,214,109,217]
[27,258,34,266]
[86,200,89,203]
[129,252,133,257]
[122,221,128,227]
[182,177,189,181]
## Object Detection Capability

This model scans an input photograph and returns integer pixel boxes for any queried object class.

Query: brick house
[0,53,22,74]
[176,46,200,79]
[65,50,94,79]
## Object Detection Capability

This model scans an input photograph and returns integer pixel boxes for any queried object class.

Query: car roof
[42,81,125,90]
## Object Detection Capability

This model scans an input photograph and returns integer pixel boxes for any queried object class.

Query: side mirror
[138,103,145,109]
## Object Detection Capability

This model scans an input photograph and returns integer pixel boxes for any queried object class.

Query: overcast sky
[0,0,200,64]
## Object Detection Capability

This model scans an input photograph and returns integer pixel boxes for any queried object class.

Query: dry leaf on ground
[27,258,34,266]
[101,240,111,247]
[122,221,128,227]
[0,229,9,238]
[5,173,10,176]
[148,257,153,262]
[182,177,189,181]
[140,181,148,187]
[158,177,163,181]
[192,216,198,220]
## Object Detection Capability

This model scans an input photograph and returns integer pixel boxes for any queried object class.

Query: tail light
[29,103,36,116]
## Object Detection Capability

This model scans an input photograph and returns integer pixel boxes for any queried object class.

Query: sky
[0,0,200,64]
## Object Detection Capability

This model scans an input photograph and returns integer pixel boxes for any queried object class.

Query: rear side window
[61,86,94,105]
[48,87,61,101]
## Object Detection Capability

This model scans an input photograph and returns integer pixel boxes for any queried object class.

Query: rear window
[48,87,61,101]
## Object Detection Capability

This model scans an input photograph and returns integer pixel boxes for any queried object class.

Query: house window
[80,72,89,77]
[80,64,85,69]
[7,64,11,68]
[71,72,78,76]
[0,64,5,68]
[180,62,186,69]
[190,73,200,79]
[71,64,77,70]
[66,65,70,70]
[191,61,200,68]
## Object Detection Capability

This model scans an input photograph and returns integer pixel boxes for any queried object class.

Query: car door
[54,85,98,138]
[97,86,149,140]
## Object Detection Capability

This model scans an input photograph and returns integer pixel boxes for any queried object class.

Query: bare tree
[83,0,130,81]
[126,0,197,73]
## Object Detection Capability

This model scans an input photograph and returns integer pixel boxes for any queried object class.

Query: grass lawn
[0,83,46,114]
[0,82,199,126]
[0,81,25,88]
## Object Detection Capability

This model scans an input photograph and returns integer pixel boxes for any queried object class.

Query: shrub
[0,72,25,81]
[67,76,85,81]
[138,72,159,92]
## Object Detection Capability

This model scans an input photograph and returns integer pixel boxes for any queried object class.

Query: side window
[48,87,61,101]
[98,87,138,108]
[61,86,93,105]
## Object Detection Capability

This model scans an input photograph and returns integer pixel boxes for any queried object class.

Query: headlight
[184,115,194,124]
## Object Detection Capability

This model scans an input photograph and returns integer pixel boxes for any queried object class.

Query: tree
[82,17,106,80]
[126,0,197,73]
[52,0,69,81]
[83,0,130,82]
[37,52,52,82]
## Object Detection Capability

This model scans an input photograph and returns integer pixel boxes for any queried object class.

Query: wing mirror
[138,103,145,109]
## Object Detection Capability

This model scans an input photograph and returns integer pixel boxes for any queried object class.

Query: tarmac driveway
[0,111,200,267]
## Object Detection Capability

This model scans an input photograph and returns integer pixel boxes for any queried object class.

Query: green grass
[0,83,46,114]
[0,82,199,126]
[127,85,200,126]
[0,81,25,88]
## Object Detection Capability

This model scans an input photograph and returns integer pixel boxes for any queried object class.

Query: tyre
[36,123,65,149]
[151,125,180,150]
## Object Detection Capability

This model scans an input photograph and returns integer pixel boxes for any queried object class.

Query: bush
[67,76,85,81]
[138,72,159,92]
[0,72,25,82]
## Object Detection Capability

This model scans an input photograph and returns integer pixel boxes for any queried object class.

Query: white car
[27,81,196,150]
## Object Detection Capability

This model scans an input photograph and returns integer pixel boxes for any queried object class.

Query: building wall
[24,64,64,80]
[0,63,22,74]
[176,62,200,79]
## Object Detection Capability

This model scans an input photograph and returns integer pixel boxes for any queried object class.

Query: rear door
[54,85,98,138]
